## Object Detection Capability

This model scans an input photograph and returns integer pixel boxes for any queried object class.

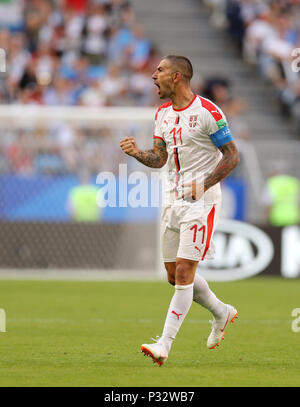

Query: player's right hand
[120,137,139,157]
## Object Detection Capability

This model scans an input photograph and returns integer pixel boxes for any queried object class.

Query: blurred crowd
[0,125,131,175]
[205,0,300,122]
[0,0,160,107]
[0,0,273,178]
[0,0,249,178]
[0,0,162,176]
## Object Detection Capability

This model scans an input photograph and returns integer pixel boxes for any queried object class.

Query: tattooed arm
[204,140,240,192]
[120,136,168,168]
[182,140,240,200]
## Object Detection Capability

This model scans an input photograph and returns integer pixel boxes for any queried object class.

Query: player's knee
[175,259,195,285]
[175,263,189,284]
[164,263,176,286]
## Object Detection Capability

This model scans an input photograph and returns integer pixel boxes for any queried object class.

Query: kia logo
[198,220,274,282]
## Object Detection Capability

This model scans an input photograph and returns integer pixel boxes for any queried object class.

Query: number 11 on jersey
[170,127,183,146]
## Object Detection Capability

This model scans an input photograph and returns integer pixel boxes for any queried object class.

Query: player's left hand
[181,182,205,201]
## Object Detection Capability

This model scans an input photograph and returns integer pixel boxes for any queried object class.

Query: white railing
[0,105,156,128]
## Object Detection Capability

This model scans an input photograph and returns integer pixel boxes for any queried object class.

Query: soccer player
[120,55,239,366]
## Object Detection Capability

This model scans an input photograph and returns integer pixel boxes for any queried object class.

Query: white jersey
[153,94,233,205]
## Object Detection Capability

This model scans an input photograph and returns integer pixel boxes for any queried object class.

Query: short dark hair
[164,55,193,81]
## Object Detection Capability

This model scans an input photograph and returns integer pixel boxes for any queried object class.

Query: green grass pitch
[0,277,299,387]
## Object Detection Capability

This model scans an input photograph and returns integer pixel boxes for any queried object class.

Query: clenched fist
[120,137,139,157]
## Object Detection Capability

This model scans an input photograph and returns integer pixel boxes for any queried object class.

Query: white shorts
[161,199,221,263]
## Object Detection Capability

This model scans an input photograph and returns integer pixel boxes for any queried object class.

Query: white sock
[193,273,226,318]
[159,283,194,353]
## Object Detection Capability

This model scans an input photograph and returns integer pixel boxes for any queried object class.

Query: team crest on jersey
[189,115,198,128]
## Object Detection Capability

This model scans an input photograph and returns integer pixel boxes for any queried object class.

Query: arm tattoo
[135,138,168,168]
[204,141,240,192]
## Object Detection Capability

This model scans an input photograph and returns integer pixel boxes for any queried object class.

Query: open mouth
[154,82,160,94]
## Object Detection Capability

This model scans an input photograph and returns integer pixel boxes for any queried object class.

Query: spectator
[79,78,105,106]
[106,23,134,65]
[100,63,127,105]
[129,66,157,106]
[43,74,77,105]
[129,24,151,70]
[7,33,30,87]
[82,2,108,65]
[224,0,300,121]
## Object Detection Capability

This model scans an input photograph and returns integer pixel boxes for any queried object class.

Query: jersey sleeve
[153,108,165,142]
[201,102,233,148]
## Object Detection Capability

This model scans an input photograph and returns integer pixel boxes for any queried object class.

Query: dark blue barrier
[0,174,246,222]
[0,174,159,222]
[222,177,247,220]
